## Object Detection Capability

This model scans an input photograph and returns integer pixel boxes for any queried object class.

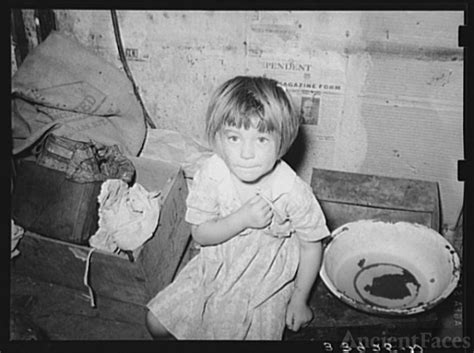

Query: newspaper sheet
[247,57,345,140]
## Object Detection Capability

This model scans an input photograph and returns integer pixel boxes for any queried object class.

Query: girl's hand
[238,194,273,229]
[285,293,313,332]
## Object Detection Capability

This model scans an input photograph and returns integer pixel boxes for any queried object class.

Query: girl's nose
[240,141,255,159]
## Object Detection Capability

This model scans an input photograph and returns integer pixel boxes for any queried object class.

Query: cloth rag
[89,179,160,253]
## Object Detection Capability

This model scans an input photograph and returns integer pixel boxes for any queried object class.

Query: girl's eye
[228,135,239,142]
[257,137,269,144]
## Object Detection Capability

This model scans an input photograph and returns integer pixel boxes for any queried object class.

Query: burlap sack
[12,31,146,156]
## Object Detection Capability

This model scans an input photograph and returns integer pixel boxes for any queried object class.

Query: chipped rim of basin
[319,220,461,316]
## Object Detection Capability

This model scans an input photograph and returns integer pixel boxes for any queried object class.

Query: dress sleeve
[185,163,220,225]
[287,178,330,242]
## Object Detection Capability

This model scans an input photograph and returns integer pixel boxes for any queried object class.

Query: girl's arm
[191,211,246,246]
[192,194,273,246]
[286,239,323,331]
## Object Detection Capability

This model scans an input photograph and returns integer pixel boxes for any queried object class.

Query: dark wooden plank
[320,202,433,232]
[12,232,150,305]
[34,9,57,43]
[311,168,440,230]
[141,169,191,299]
[285,278,439,341]
[11,274,151,340]
[128,156,191,299]
[11,9,29,66]
[11,160,100,245]
[311,169,439,212]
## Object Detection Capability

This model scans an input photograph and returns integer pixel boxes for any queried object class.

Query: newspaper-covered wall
[52,10,464,227]
[245,13,348,174]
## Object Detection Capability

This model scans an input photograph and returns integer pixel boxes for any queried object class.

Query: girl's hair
[205,76,300,158]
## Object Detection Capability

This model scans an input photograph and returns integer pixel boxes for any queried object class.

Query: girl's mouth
[237,165,259,169]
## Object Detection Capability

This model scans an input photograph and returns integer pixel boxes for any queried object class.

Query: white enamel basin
[320,220,461,316]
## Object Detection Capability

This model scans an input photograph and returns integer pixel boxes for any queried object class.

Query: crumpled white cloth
[89,179,160,253]
[11,219,24,259]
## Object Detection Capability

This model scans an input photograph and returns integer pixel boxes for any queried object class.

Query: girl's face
[216,120,279,184]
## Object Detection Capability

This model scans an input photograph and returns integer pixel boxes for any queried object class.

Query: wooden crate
[311,168,440,232]
[11,159,102,245]
[11,274,152,340]
[11,157,191,307]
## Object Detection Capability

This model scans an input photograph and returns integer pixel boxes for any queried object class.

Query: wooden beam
[11,9,29,66]
[34,9,56,43]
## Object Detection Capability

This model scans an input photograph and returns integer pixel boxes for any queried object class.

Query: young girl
[146,76,329,340]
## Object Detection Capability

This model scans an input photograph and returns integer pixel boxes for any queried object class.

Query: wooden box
[284,278,438,341]
[11,160,101,245]
[311,168,440,232]
[11,157,191,307]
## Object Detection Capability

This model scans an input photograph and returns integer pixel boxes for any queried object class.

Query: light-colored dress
[147,154,329,340]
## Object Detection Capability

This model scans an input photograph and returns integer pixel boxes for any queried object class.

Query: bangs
[221,89,280,133]
[223,111,278,133]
